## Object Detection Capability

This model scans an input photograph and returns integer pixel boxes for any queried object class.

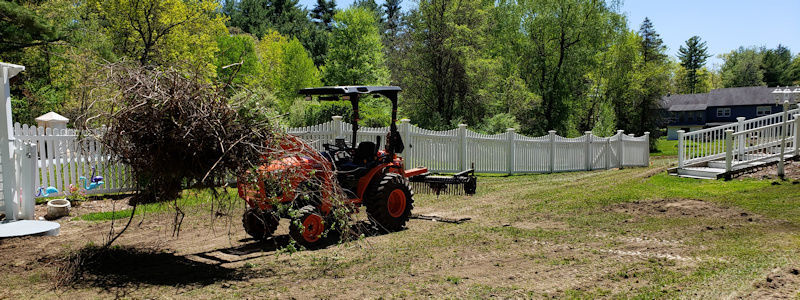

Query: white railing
[288,116,651,174]
[724,114,800,171]
[12,123,136,199]
[678,107,800,167]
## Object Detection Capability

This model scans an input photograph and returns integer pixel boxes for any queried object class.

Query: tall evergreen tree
[677,35,710,93]
[638,17,665,64]
[310,0,336,29]
[635,18,669,147]
[761,44,792,87]
[0,1,62,54]
[227,0,311,39]
[382,0,403,84]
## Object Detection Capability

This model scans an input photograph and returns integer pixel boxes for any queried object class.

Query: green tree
[517,0,623,135]
[400,0,495,129]
[323,7,389,86]
[90,0,227,74]
[255,30,321,111]
[720,47,764,87]
[310,0,337,29]
[676,35,710,93]
[353,0,382,22]
[227,0,310,39]
[215,34,261,86]
[639,17,666,64]
[0,0,62,54]
[674,65,713,94]
[761,44,793,87]
[381,0,404,84]
[789,54,800,85]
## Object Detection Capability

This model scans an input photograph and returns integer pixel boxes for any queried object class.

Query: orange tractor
[237,86,476,248]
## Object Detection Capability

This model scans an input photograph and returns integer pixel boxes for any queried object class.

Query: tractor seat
[354,141,376,165]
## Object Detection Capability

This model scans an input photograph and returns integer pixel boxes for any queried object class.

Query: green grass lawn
[653,138,678,156]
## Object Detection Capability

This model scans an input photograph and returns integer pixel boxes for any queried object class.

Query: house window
[696,111,703,122]
[756,106,772,117]
[716,107,731,118]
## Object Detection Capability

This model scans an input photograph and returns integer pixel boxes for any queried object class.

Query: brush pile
[92,63,280,205]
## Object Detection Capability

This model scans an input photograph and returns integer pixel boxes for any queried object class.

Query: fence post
[548,130,556,173]
[677,130,685,168]
[736,117,745,159]
[506,128,515,174]
[584,131,592,171]
[401,118,412,170]
[18,142,36,220]
[616,130,624,169]
[458,124,467,172]
[725,130,734,173]
[1,64,23,221]
[332,115,343,139]
[643,132,650,166]
[795,114,800,157]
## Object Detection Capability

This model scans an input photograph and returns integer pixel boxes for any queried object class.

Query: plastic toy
[36,186,59,197]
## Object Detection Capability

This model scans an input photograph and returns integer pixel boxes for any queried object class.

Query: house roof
[661,86,789,111]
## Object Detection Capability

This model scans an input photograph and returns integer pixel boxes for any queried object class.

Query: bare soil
[1,164,799,298]
[738,159,800,182]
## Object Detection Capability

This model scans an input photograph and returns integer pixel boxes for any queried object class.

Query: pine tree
[383,0,402,38]
[677,36,710,93]
[0,1,61,54]
[761,44,792,87]
[638,17,666,64]
[311,0,336,30]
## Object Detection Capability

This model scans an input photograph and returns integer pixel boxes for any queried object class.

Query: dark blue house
[661,86,784,140]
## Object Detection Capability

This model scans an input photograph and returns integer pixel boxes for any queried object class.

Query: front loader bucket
[408,169,476,196]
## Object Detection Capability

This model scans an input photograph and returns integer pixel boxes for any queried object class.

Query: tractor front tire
[242,207,279,241]
[289,205,336,249]
[366,173,414,232]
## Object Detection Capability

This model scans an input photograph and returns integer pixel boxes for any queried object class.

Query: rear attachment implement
[409,168,477,196]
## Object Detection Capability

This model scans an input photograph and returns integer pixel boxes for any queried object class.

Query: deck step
[677,167,725,179]
[707,160,765,170]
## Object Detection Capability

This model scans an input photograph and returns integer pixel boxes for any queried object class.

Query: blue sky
[296,0,800,69]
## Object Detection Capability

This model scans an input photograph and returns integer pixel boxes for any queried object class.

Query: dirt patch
[611,198,754,220]
[743,267,800,299]
[738,159,800,181]
[33,198,133,220]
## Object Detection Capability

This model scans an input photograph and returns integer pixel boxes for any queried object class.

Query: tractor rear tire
[242,208,279,241]
[366,173,414,232]
[289,205,336,249]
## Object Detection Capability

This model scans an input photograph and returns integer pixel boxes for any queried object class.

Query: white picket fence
[289,116,650,174]
[0,116,649,218]
[12,124,136,199]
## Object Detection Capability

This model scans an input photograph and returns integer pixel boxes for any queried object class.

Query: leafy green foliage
[255,30,321,111]
[288,98,389,127]
[517,0,624,135]
[0,0,61,54]
[89,0,227,73]
[720,47,765,88]
[760,44,793,87]
[323,7,389,86]
[216,34,261,86]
